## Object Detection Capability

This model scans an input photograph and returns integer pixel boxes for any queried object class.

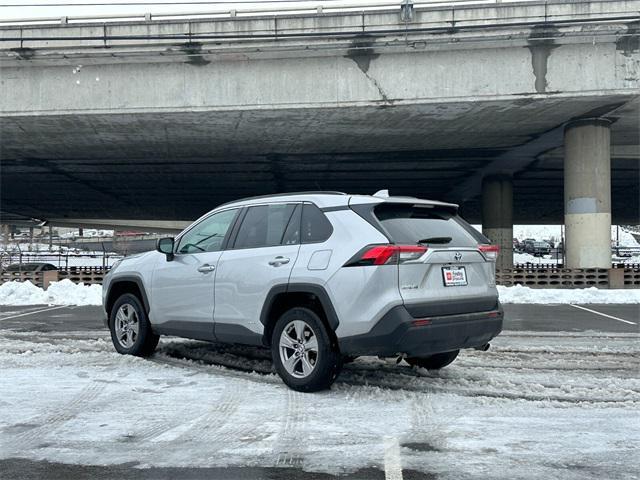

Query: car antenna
[373,189,390,198]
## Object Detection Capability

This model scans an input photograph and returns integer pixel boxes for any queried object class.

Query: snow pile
[0,280,102,306]
[498,285,640,304]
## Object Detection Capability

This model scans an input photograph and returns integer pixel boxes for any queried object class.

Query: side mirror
[156,237,175,261]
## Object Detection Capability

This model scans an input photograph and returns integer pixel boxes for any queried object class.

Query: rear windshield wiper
[417,237,452,244]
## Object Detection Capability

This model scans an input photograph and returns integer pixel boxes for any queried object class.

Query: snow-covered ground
[513,251,562,265]
[1,281,639,306]
[0,329,637,478]
[59,229,114,239]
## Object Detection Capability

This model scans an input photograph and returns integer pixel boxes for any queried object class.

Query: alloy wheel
[279,320,319,378]
[114,303,140,349]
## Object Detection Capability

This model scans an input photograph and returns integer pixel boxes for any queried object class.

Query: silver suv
[103,191,503,391]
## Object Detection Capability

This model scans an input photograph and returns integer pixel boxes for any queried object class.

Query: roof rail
[216,191,347,208]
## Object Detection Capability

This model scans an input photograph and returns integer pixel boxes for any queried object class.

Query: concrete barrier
[0,267,109,289]
[496,265,640,289]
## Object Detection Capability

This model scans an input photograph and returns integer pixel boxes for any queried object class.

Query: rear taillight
[478,244,499,261]
[345,244,427,266]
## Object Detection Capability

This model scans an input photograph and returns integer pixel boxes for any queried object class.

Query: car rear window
[373,203,486,247]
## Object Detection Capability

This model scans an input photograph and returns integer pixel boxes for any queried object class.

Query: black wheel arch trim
[106,274,151,314]
[260,283,340,331]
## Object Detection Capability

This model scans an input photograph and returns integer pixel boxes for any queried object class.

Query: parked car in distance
[3,262,58,272]
[103,191,503,392]
[525,241,551,257]
[513,238,522,253]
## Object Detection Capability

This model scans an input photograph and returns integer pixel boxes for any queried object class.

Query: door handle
[268,256,290,267]
[197,264,216,273]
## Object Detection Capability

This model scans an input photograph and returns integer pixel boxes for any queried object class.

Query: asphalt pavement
[0,303,637,334]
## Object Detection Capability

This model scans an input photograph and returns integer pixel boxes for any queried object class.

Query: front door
[214,203,301,342]
[151,208,240,340]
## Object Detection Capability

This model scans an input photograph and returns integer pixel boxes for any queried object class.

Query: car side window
[301,203,333,244]
[234,204,297,249]
[177,209,239,254]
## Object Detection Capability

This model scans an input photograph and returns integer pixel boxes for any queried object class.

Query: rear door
[373,203,498,316]
[213,203,301,341]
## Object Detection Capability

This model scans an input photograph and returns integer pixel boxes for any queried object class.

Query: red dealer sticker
[442,266,468,286]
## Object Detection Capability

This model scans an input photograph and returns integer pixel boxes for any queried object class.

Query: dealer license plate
[442,266,467,286]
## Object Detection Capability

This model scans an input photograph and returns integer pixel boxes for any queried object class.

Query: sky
[0,0,396,21]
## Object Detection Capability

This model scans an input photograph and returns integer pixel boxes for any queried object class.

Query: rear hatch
[372,202,499,317]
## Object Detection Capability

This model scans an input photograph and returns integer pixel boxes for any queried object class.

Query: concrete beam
[1,2,638,116]
[45,218,190,233]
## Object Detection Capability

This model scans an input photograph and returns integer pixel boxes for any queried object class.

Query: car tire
[109,293,159,357]
[406,350,459,370]
[271,307,341,392]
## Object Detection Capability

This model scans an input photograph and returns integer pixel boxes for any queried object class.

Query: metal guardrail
[0,0,551,26]
[0,249,121,270]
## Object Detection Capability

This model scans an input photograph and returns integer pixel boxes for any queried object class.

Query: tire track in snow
[8,382,106,450]
[274,388,307,467]
[340,373,637,404]
[155,349,639,405]
[149,353,280,386]
[402,395,451,454]
[185,384,244,444]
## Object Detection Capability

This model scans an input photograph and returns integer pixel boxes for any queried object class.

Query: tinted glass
[234,204,297,249]
[374,204,479,247]
[454,217,491,244]
[301,203,333,244]
[177,209,238,254]
[281,204,301,245]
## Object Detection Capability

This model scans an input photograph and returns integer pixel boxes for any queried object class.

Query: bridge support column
[564,119,611,268]
[1,224,9,245]
[482,175,513,269]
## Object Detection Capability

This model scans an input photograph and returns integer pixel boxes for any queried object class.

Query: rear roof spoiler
[351,194,459,214]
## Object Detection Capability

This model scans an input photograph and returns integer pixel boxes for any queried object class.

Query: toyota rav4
[103,191,503,391]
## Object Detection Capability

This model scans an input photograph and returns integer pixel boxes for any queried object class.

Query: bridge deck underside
[1,96,638,224]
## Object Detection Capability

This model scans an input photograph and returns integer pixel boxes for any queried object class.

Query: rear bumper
[339,303,503,357]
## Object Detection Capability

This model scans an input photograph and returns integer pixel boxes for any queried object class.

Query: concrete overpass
[0,0,639,268]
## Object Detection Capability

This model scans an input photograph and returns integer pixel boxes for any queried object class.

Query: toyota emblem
[454,252,462,261]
